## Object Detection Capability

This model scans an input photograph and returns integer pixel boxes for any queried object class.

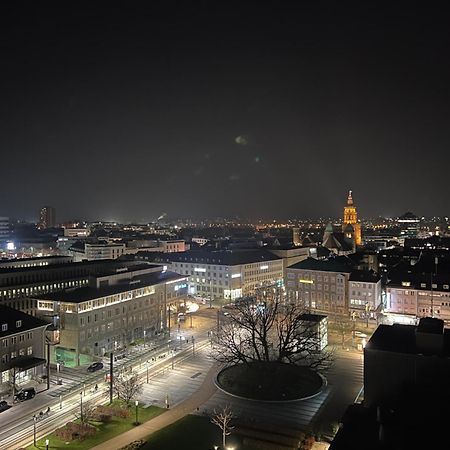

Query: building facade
[348,270,382,317]
[136,249,283,302]
[0,217,10,242]
[0,259,139,315]
[38,206,56,229]
[286,257,353,316]
[0,306,48,393]
[397,212,420,239]
[343,190,362,245]
[70,242,127,261]
[35,265,187,366]
[386,275,450,323]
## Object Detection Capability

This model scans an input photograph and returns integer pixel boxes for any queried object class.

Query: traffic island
[216,361,325,402]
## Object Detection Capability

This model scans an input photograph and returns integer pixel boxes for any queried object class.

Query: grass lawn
[27,405,164,450]
[142,414,253,450]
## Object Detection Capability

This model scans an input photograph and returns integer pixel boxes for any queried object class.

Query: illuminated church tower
[343,190,362,245]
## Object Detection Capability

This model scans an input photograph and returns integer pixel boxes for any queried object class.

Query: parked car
[0,400,10,412]
[177,313,186,322]
[87,362,104,372]
[14,387,36,401]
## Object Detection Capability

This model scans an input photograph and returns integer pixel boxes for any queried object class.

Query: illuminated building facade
[35,264,187,366]
[136,249,283,302]
[343,190,362,245]
[0,306,48,392]
[38,206,56,229]
[285,256,353,315]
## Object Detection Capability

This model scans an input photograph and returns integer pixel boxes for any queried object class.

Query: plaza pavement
[91,355,220,450]
[91,345,362,449]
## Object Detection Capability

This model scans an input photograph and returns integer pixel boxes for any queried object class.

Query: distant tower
[343,191,362,245]
[39,206,56,229]
[292,227,300,246]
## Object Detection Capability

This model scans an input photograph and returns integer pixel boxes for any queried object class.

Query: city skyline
[2,3,450,220]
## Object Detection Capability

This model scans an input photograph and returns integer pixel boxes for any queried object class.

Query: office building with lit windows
[34,264,187,366]
[135,249,283,302]
[0,258,142,315]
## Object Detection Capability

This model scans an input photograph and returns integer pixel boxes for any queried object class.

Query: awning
[8,356,46,371]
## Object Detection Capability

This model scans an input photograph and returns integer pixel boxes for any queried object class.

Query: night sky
[1,2,450,222]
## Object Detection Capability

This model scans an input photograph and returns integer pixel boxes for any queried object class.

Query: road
[0,307,216,450]
[0,305,365,448]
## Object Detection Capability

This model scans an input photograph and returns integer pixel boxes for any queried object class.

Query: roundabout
[215,361,325,402]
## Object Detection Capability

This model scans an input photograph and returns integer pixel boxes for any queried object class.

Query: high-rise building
[0,217,10,241]
[343,191,362,245]
[38,206,56,229]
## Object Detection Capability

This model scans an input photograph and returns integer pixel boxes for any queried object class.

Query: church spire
[347,190,353,206]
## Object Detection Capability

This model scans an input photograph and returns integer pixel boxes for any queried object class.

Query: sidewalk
[91,362,220,450]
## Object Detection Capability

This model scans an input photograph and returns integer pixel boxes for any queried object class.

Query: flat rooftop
[36,270,186,303]
[366,322,450,357]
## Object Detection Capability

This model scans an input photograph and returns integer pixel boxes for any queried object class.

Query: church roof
[325,222,334,233]
[323,232,354,252]
[344,223,354,232]
[288,256,354,272]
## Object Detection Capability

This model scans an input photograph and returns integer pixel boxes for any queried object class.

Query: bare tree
[73,400,97,427]
[113,371,143,405]
[211,404,234,449]
[213,286,333,371]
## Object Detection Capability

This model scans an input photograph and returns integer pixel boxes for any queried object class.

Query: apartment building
[348,270,382,317]
[286,256,354,316]
[386,274,450,323]
[0,306,48,392]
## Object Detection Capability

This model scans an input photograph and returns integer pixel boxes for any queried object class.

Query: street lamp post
[209,279,213,308]
[80,391,83,423]
[33,415,37,447]
[56,362,61,384]
[143,330,146,348]
[135,400,139,425]
[59,394,62,409]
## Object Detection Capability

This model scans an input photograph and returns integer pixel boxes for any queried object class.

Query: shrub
[119,440,145,450]
[95,404,130,419]
[55,422,97,441]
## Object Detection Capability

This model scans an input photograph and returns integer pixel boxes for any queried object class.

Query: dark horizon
[2,3,450,222]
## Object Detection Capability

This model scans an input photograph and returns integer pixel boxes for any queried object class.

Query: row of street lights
[32,415,49,449]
